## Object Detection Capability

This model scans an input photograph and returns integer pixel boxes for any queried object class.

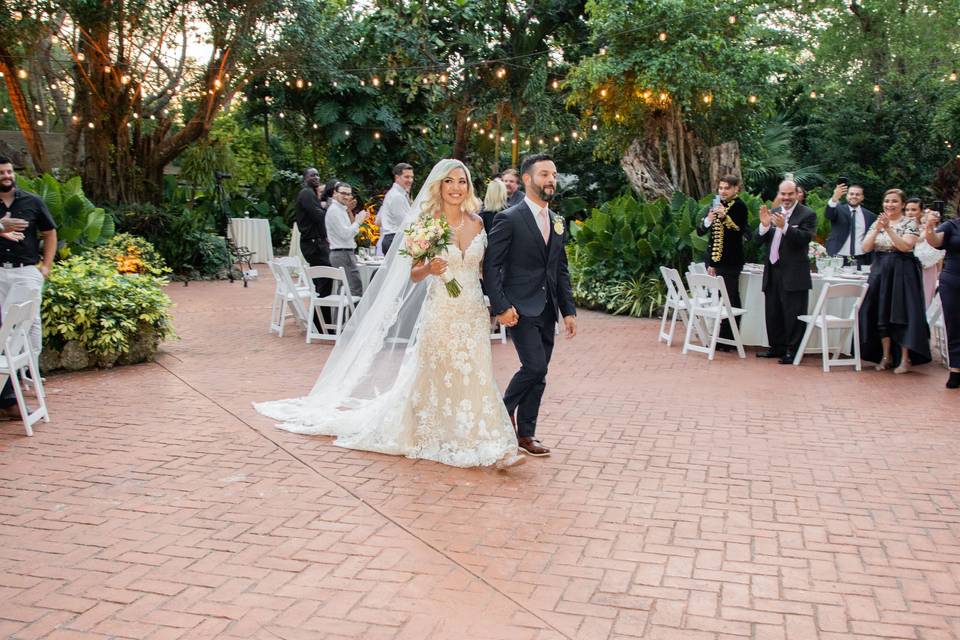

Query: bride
[255,159,525,469]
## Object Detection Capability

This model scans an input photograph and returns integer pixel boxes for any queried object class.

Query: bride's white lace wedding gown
[258,230,521,468]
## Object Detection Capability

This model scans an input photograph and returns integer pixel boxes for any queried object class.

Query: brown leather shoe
[517,437,550,457]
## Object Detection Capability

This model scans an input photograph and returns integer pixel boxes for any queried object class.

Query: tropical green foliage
[16,174,115,258]
[41,255,174,371]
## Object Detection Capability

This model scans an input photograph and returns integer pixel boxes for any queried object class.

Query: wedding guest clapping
[908,199,945,307]
[921,208,960,388]
[858,189,930,373]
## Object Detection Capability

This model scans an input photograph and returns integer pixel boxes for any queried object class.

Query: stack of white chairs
[0,300,49,436]
[305,266,361,344]
[658,266,705,347]
[682,273,746,360]
[927,294,949,367]
[792,282,869,371]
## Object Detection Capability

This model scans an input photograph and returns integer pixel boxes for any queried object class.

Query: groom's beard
[0,181,14,193]
[532,183,555,203]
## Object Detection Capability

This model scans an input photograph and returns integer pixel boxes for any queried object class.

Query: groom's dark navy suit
[483,200,576,439]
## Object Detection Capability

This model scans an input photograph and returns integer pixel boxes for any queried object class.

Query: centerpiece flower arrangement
[399,216,461,297]
[808,241,828,267]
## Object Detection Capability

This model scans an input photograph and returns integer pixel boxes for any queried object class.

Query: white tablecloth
[738,269,868,352]
[228,217,273,263]
[357,259,383,290]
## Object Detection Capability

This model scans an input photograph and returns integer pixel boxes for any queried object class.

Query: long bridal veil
[255,159,470,433]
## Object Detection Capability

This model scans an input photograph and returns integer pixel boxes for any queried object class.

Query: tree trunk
[620,137,675,200]
[708,141,742,188]
[0,45,50,173]
[453,106,469,160]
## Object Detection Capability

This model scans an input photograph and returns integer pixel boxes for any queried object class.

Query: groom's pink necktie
[536,208,550,244]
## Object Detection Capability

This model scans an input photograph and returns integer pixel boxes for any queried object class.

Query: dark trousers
[714,267,742,340]
[503,302,557,438]
[380,233,396,255]
[940,271,960,368]
[300,239,332,327]
[764,264,809,354]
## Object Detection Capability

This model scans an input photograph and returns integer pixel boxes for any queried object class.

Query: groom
[483,154,577,457]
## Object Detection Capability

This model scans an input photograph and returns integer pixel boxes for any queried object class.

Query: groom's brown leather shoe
[518,437,550,457]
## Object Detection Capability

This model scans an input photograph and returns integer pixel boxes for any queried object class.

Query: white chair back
[792,282,869,371]
[688,262,708,275]
[305,266,359,343]
[682,273,746,359]
[0,300,49,435]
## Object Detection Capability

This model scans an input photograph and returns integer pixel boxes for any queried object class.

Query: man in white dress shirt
[375,163,414,255]
[825,182,876,267]
[326,182,368,296]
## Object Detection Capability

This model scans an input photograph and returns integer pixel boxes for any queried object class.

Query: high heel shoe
[947,372,960,389]
[875,356,891,371]
[894,360,912,375]
[495,452,527,470]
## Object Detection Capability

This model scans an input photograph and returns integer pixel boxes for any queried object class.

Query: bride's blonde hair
[419,159,481,217]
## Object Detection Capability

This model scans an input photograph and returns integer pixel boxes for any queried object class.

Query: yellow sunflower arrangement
[356,203,381,248]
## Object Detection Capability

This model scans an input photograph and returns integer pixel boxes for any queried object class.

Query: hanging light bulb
[87,121,95,129]
[496,68,507,79]
[748,95,758,104]
[949,71,958,81]
[552,80,559,90]
[599,47,607,56]
[488,133,494,139]
[553,135,561,142]
[17,69,28,79]
[538,139,545,145]
[345,129,351,136]
[873,84,881,92]
[728,15,737,24]
[439,73,448,84]
[76,52,85,62]
[103,65,111,74]
[278,112,285,118]
[659,32,668,42]
[702,93,713,104]
[36,120,43,126]
[312,123,318,129]
[600,88,608,98]
[374,131,381,140]
[592,123,598,131]
[296,79,304,89]
[571,131,579,139]
[422,127,428,134]
[371,76,380,87]
[499,135,505,142]
[479,127,485,134]
[809,90,818,98]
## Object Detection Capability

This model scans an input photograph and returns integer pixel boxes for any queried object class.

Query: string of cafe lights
[2,4,959,144]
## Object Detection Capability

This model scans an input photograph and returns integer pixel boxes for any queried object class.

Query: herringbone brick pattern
[2,274,959,639]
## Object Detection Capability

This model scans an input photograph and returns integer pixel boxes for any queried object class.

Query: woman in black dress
[922,209,960,388]
[859,189,931,373]
[696,174,748,349]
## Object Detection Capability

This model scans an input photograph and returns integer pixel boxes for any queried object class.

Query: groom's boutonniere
[552,214,565,235]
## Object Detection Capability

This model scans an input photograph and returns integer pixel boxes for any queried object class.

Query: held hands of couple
[496,307,519,328]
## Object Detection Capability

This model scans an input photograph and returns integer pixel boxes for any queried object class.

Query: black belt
[330,248,354,252]
[1,261,35,268]
[301,237,327,243]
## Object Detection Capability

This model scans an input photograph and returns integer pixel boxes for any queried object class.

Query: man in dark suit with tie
[825,182,876,267]
[483,154,577,458]
[756,180,818,364]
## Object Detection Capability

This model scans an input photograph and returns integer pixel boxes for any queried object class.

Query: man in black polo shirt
[0,156,57,419]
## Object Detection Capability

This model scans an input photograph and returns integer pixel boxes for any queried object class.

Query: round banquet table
[735,267,869,353]
[228,217,274,263]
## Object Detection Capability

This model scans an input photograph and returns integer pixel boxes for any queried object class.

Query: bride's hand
[427,258,447,276]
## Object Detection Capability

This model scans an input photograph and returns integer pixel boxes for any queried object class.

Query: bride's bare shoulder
[467,212,484,230]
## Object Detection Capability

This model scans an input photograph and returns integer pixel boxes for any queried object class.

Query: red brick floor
[2,273,959,639]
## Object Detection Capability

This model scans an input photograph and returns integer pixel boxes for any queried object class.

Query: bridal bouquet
[400,216,462,297]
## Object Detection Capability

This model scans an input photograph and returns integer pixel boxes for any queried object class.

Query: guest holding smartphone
[922,205,960,388]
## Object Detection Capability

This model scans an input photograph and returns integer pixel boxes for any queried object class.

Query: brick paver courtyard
[2,273,959,640]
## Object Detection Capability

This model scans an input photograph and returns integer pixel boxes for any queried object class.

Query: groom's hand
[563,315,577,338]
[497,307,519,327]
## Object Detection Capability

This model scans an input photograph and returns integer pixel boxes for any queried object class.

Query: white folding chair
[792,282,869,371]
[927,294,949,367]
[659,266,697,346]
[682,273,746,360]
[688,262,708,275]
[484,295,507,343]
[306,266,361,343]
[267,258,311,336]
[0,301,49,436]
